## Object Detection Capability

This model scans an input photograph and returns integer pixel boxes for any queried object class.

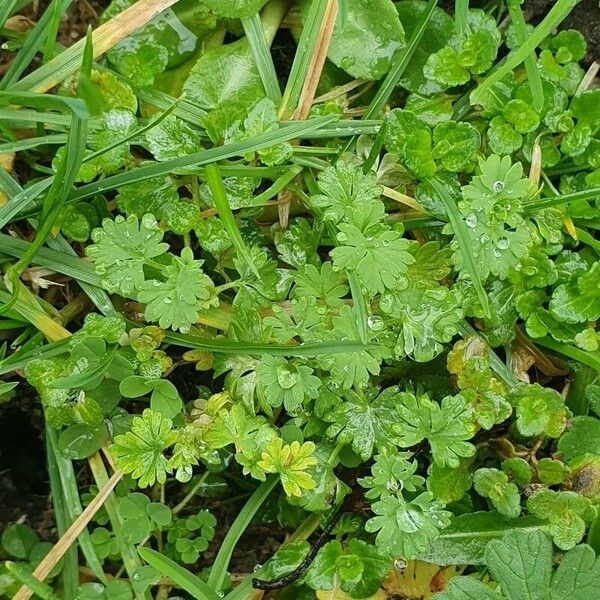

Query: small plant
[0,0,599,598]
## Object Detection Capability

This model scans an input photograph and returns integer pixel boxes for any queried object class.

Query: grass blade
[70,115,337,202]
[506,0,544,112]
[0,0,19,29]
[470,0,579,106]
[279,0,329,118]
[365,0,439,119]
[429,177,491,319]
[524,186,600,211]
[11,0,180,93]
[6,562,61,600]
[0,0,75,89]
[242,10,282,105]
[348,271,368,345]
[205,163,260,278]
[207,476,278,592]
[534,336,600,372]
[138,548,219,600]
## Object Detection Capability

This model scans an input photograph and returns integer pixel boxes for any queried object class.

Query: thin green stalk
[42,0,62,63]
[428,178,491,319]
[471,0,579,105]
[0,0,74,89]
[506,0,544,112]
[366,0,438,119]
[455,0,469,35]
[45,428,79,600]
[348,271,368,345]
[207,475,278,593]
[574,228,600,254]
[242,0,284,105]
[6,562,61,600]
[279,0,329,118]
[70,115,336,202]
[46,428,107,585]
[205,163,260,277]
[534,337,600,372]
[139,549,219,600]
[0,0,19,29]
[251,166,302,205]
[524,186,600,210]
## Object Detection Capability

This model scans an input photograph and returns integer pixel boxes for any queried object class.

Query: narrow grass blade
[207,476,278,592]
[164,329,375,356]
[42,0,63,63]
[205,163,261,277]
[0,337,70,376]
[534,337,600,372]
[0,0,19,29]
[348,271,368,345]
[45,430,79,600]
[242,12,282,105]
[0,0,74,89]
[525,186,600,211]
[506,0,544,112]
[365,0,439,119]
[46,427,107,586]
[6,562,61,600]
[71,115,337,201]
[279,0,329,118]
[12,0,180,93]
[251,166,303,205]
[138,548,219,600]
[0,133,67,154]
[470,0,579,106]
[429,177,491,319]
[455,0,468,35]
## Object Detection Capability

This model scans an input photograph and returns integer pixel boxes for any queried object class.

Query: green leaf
[200,0,268,18]
[1,524,38,560]
[419,512,547,567]
[255,355,321,413]
[549,262,600,324]
[325,0,406,80]
[509,383,568,438]
[330,204,413,296]
[527,489,595,550]
[258,438,317,496]
[86,214,168,297]
[359,452,425,499]
[558,416,600,462]
[385,109,436,177]
[395,0,454,95]
[323,387,406,460]
[143,115,203,161]
[473,468,521,518]
[110,409,177,488]
[395,393,476,467]
[365,492,451,559]
[432,121,480,172]
[138,248,217,333]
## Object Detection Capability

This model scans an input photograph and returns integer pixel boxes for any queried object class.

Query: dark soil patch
[0,389,53,540]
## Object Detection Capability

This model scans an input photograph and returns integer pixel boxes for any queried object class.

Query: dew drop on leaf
[276,363,299,389]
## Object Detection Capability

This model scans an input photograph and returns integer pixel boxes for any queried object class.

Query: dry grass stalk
[13,465,123,600]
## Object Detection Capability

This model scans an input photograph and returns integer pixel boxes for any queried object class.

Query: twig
[13,466,123,600]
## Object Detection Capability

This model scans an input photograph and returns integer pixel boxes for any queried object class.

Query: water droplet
[497,236,509,250]
[492,180,505,192]
[164,297,172,304]
[253,564,262,572]
[337,232,348,243]
[493,248,502,257]
[394,558,408,570]
[465,213,478,228]
[367,316,384,331]
[276,363,299,389]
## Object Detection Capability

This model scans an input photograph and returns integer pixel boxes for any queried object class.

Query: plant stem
[206,475,278,593]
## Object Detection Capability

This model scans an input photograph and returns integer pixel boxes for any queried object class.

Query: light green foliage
[473,468,521,518]
[509,383,568,438]
[166,510,216,564]
[87,214,168,296]
[395,392,477,467]
[110,409,177,488]
[323,0,406,80]
[138,247,217,333]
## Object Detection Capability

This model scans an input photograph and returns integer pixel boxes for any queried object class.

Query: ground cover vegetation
[1,0,600,598]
